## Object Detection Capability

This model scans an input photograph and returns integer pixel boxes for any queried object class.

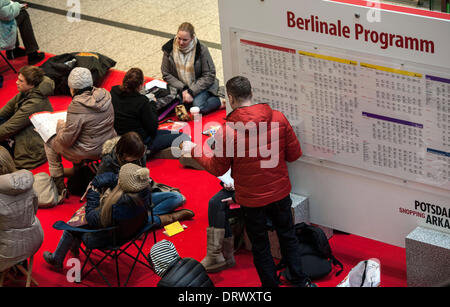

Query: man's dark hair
[19,65,44,87]
[225,76,252,103]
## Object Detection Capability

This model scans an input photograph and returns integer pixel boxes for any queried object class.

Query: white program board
[236,31,450,191]
[219,0,450,247]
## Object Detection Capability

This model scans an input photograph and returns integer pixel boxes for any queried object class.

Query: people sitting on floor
[5,1,45,65]
[150,239,214,287]
[161,22,223,115]
[97,132,194,228]
[44,67,116,202]
[43,163,152,269]
[109,67,190,158]
[0,65,54,169]
[0,146,44,274]
[201,169,242,273]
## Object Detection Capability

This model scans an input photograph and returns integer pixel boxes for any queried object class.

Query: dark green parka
[0,76,54,169]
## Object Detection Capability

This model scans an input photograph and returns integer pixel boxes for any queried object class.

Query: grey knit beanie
[68,67,93,89]
[118,163,150,193]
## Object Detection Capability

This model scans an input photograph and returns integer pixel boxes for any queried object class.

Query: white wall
[219,0,450,247]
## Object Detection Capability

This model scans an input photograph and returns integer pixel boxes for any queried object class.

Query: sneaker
[43,251,63,269]
[28,51,45,65]
[6,47,27,60]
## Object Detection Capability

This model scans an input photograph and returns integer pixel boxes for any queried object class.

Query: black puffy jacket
[157,257,214,287]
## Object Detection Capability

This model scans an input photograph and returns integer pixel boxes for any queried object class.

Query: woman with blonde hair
[161,22,222,115]
[43,163,151,269]
[0,146,44,273]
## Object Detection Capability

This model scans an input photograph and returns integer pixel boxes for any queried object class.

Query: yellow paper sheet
[164,221,185,236]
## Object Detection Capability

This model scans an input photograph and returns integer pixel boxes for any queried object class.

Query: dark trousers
[145,129,190,155]
[15,8,39,54]
[208,188,239,237]
[242,195,308,287]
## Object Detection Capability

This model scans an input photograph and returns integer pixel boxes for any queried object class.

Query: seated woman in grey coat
[161,22,222,115]
[0,146,44,274]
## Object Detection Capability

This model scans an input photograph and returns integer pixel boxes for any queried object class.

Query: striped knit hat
[150,240,180,277]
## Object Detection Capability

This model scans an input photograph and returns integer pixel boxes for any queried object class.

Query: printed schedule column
[358,63,427,181]
[424,75,450,187]
[297,51,360,165]
[238,39,302,136]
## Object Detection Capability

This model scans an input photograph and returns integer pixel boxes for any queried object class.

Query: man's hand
[221,197,234,205]
[223,183,234,191]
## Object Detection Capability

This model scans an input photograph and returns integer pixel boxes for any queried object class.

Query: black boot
[28,51,45,65]
[6,47,27,60]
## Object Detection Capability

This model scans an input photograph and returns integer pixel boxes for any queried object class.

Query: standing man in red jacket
[181,76,314,287]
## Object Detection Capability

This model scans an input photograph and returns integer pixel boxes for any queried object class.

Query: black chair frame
[0,51,17,74]
[53,205,157,287]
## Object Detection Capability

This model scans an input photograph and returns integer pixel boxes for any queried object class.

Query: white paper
[217,168,234,186]
[30,111,67,142]
[145,79,167,90]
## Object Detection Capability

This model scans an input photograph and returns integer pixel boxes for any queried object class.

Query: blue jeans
[242,195,308,287]
[145,129,190,156]
[193,90,221,115]
[149,191,185,227]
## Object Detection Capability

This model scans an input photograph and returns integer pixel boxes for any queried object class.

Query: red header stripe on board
[240,39,296,53]
[329,0,450,20]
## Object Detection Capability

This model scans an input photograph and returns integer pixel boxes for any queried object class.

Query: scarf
[173,36,197,87]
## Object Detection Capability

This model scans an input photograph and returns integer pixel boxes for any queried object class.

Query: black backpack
[277,222,343,281]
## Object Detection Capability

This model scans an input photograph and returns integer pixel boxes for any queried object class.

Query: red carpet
[0,51,407,287]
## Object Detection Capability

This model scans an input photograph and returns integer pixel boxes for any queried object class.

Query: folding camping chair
[52,205,157,287]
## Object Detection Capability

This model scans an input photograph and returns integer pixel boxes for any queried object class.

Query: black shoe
[43,251,63,269]
[6,47,27,60]
[28,51,45,65]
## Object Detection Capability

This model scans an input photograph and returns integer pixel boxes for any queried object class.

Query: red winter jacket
[193,103,302,207]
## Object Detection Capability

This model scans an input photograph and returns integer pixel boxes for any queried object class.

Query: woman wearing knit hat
[43,163,151,269]
[98,132,194,228]
[43,67,117,203]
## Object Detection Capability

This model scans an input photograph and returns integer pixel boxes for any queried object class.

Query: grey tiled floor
[23,0,424,84]
[25,0,223,83]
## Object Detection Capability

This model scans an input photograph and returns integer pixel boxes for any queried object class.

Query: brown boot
[157,209,195,227]
[223,236,236,268]
[200,227,228,273]
[179,154,205,170]
[52,176,67,204]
